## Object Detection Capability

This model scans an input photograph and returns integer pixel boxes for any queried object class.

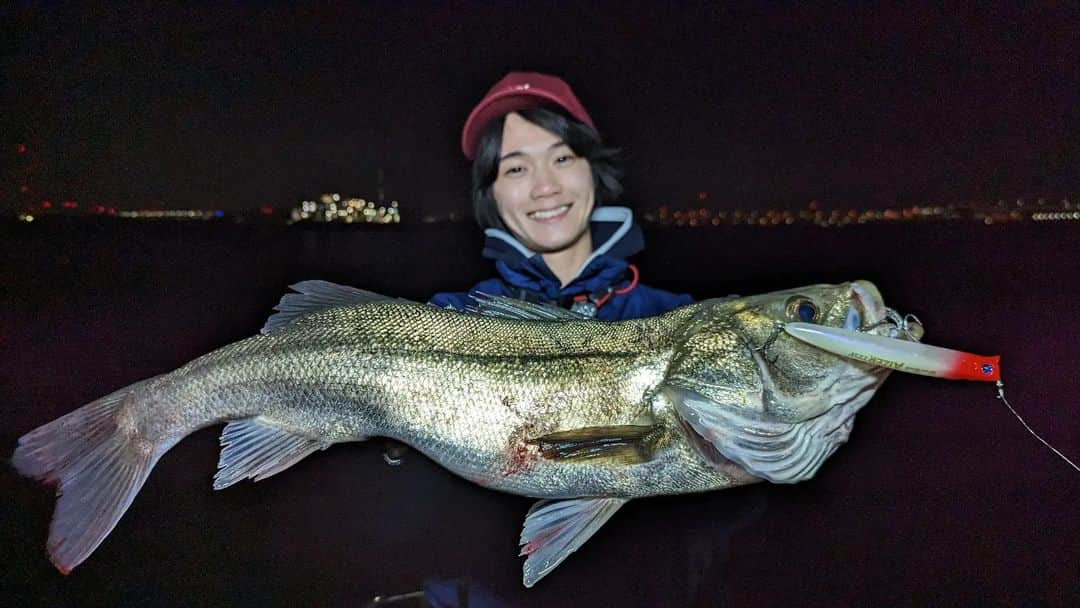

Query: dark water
[2,219,1078,607]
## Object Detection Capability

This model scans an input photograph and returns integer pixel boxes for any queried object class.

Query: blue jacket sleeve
[428,291,472,310]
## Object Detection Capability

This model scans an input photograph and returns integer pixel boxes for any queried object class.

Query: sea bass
[14,279,902,586]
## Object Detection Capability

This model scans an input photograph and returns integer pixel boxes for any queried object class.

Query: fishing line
[995,379,1080,473]
[869,310,1073,470]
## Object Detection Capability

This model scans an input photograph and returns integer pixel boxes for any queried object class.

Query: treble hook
[861,307,924,341]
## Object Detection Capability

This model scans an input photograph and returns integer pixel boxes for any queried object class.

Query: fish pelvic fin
[529,425,661,465]
[11,378,172,574]
[519,497,629,588]
[213,417,332,490]
[262,280,403,334]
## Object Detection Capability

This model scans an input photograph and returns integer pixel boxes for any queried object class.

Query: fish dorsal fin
[213,417,332,489]
[519,497,629,587]
[664,385,864,484]
[262,280,398,334]
[469,292,587,321]
[529,425,661,465]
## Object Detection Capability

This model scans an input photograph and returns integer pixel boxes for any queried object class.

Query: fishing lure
[783,322,1000,381]
[784,319,1078,473]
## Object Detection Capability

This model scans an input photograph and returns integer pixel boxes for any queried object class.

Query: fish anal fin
[528,425,660,464]
[213,417,331,490]
[519,497,628,587]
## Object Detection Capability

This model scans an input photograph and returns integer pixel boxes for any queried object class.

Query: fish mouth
[847,281,877,331]
[848,281,884,334]
[849,280,923,341]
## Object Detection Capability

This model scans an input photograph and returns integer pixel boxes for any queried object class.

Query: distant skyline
[3,2,1077,215]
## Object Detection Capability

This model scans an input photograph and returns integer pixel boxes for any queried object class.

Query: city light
[9,194,1074,227]
[1031,211,1080,221]
[646,199,1075,227]
[288,194,401,225]
[115,209,223,220]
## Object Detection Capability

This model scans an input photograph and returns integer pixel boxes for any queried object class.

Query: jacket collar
[480,206,644,296]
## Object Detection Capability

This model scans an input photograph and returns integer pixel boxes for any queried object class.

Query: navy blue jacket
[429,207,693,320]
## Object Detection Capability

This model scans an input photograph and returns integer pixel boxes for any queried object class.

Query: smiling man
[430,72,693,320]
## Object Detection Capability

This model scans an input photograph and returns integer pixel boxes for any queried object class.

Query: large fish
[13,279,904,586]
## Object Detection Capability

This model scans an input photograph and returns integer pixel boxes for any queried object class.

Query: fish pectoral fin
[529,425,661,464]
[469,292,588,320]
[665,386,851,484]
[213,417,332,490]
[519,497,629,587]
[262,280,408,334]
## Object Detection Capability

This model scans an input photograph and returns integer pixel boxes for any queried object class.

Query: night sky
[3,2,1076,216]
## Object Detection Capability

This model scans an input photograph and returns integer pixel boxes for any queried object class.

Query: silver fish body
[13,279,896,585]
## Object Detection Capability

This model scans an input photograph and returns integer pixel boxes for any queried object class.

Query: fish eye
[786,297,819,323]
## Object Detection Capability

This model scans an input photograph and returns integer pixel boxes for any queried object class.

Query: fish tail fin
[12,379,169,574]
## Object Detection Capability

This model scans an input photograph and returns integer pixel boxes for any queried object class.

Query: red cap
[461,72,595,160]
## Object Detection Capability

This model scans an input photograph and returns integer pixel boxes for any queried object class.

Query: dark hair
[471,107,623,231]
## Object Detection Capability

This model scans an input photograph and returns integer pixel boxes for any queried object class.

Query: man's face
[492,112,595,254]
